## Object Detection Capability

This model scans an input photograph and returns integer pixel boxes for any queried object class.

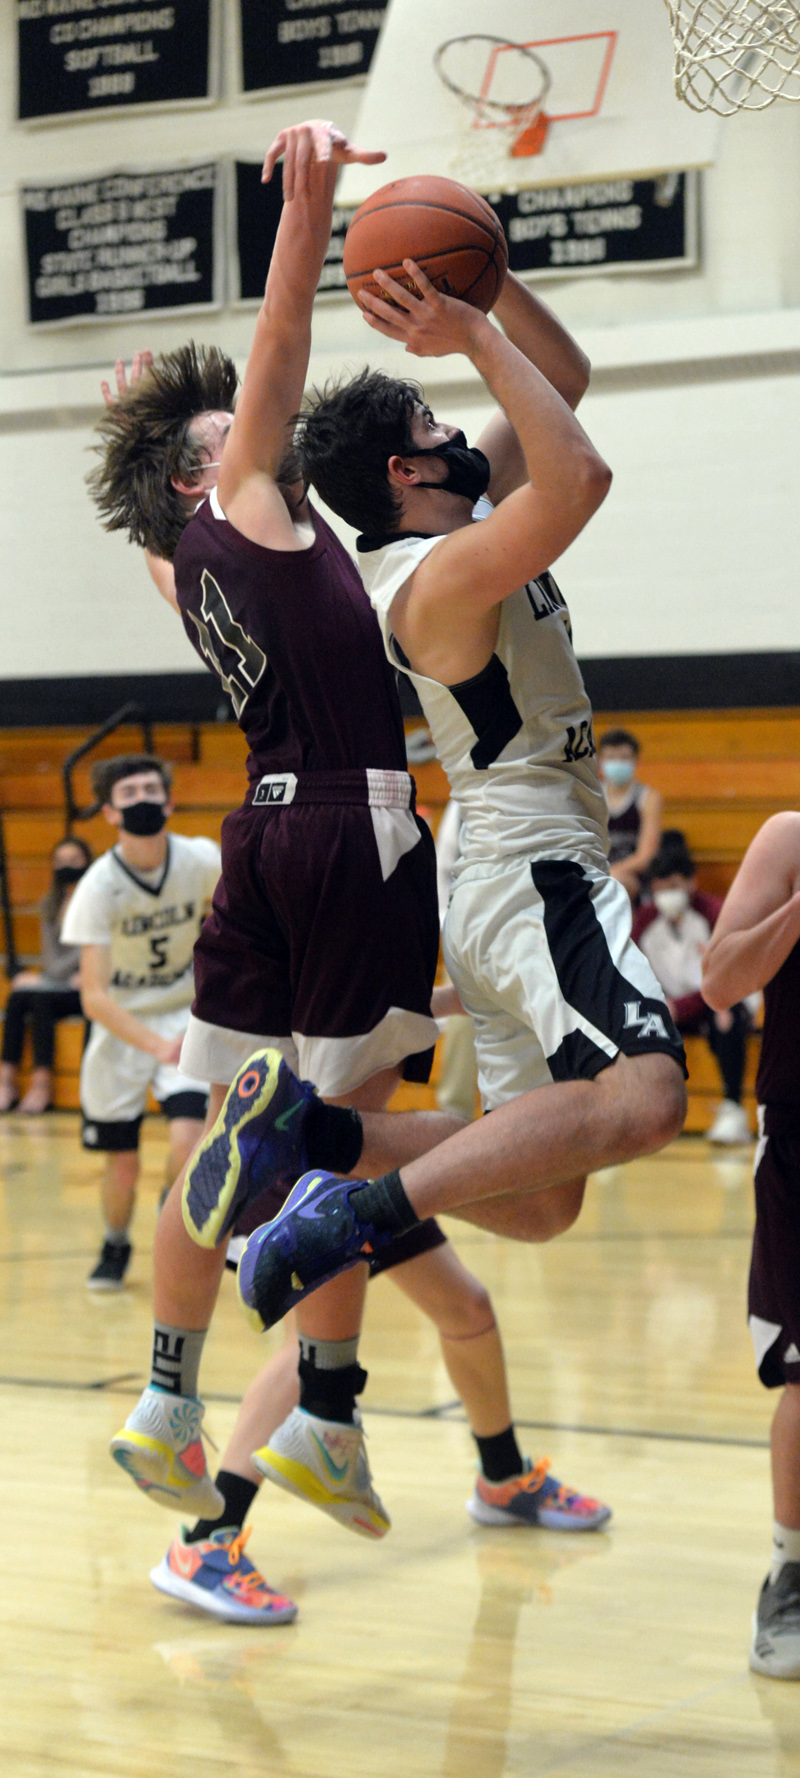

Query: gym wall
[0,6,798,706]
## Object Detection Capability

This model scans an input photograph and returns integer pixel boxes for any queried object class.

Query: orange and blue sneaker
[150,1525,298,1624]
[467,1457,612,1531]
[252,1406,390,1540]
[237,1169,387,1332]
[182,1049,317,1249]
[109,1386,224,1518]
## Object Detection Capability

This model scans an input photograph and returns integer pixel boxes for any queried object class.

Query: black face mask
[54,864,86,888]
[120,801,167,837]
[410,430,491,505]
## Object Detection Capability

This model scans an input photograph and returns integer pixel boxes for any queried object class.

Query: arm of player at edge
[476,274,592,504]
[217,120,385,546]
[702,811,800,1010]
[78,944,182,1064]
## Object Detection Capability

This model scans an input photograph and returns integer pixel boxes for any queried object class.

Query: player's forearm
[80,986,161,1056]
[492,274,590,409]
[262,159,339,337]
[702,893,800,1008]
[469,320,610,511]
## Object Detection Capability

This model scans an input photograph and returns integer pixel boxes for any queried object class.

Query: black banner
[240,0,386,95]
[234,166,697,305]
[23,164,221,326]
[17,0,217,123]
[493,173,698,279]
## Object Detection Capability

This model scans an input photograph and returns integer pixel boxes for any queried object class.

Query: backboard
[339,0,720,202]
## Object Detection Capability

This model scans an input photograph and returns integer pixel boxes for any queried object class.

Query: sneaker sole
[183,1050,283,1249]
[466,1495,612,1531]
[149,1557,298,1625]
[86,1275,127,1291]
[253,1446,389,1539]
[109,1431,224,1517]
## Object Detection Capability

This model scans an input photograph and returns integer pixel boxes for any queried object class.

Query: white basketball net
[663,1,800,114]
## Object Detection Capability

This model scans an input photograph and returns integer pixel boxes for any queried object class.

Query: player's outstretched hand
[100,349,153,408]
[261,120,385,203]
[358,261,488,359]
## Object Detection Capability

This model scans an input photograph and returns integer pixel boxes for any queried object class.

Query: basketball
[342,174,508,315]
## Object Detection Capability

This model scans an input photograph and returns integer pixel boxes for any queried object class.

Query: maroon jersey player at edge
[92,122,609,1576]
[703,812,800,1680]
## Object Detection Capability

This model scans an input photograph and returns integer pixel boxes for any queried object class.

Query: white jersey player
[62,754,219,1289]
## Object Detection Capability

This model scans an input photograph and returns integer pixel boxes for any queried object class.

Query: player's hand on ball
[358,261,487,359]
[262,120,386,202]
[100,349,153,408]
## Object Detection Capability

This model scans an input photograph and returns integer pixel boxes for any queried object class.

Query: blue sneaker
[237,1169,387,1331]
[182,1049,317,1249]
[150,1525,298,1625]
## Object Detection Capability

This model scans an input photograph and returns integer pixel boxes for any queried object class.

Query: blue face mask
[602,757,635,786]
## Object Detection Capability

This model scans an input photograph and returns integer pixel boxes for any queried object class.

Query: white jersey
[358,499,608,875]
[61,833,221,1015]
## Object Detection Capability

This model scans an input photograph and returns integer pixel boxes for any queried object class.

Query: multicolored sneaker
[237,1169,384,1332]
[182,1049,317,1249]
[467,1457,612,1531]
[109,1386,224,1518]
[252,1406,390,1540]
[750,1565,800,1678]
[150,1525,297,1625]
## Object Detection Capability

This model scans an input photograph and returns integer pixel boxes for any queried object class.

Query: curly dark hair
[86,343,239,561]
[296,367,425,536]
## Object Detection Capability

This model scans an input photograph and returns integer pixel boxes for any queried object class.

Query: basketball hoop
[434,35,552,190]
[662,1,800,114]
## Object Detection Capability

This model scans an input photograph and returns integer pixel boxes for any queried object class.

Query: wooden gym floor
[1,1112,798,1778]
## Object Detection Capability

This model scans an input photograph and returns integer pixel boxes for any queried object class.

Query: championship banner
[239,0,386,97]
[232,163,696,305]
[232,159,351,302]
[17,0,220,124]
[493,172,698,279]
[22,163,224,327]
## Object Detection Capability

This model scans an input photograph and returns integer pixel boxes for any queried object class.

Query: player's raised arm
[702,813,800,1010]
[475,275,591,504]
[219,120,385,531]
[359,263,610,641]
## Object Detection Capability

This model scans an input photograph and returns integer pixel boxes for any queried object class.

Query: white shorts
[442,856,685,1111]
[80,1006,208,1141]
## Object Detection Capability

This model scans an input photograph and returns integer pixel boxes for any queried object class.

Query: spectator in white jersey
[61,755,220,1288]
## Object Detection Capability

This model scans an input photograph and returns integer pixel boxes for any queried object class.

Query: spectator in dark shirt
[599,727,663,901]
[0,836,92,1114]
[634,835,752,1144]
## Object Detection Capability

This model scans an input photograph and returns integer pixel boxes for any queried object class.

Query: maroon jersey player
[703,812,800,1680]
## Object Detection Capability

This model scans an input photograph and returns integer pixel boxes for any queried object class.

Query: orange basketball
[343,174,508,314]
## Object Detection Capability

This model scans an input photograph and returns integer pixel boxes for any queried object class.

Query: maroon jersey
[757,936,800,1113]
[174,493,407,785]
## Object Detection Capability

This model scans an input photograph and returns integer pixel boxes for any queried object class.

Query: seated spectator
[598,727,663,901]
[0,836,92,1115]
[634,835,751,1145]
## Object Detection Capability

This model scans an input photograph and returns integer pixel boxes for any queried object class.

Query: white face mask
[601,758,635,787]
[653,887,690,922]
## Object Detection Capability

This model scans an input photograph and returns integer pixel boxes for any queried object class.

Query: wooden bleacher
[1,707,796,1128]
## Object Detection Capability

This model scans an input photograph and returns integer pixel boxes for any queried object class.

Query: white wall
[1,3,799,683]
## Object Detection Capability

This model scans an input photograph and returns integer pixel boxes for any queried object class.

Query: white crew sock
[770,1521,800,1580]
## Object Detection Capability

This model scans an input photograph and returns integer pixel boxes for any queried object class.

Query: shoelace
[226,1526,252,1566]
[520,1456,551,1495]
[224,1527,279,1600]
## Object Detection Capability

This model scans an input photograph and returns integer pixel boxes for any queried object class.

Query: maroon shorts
[188,772,440,1097]
[749,1117,800,1388]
